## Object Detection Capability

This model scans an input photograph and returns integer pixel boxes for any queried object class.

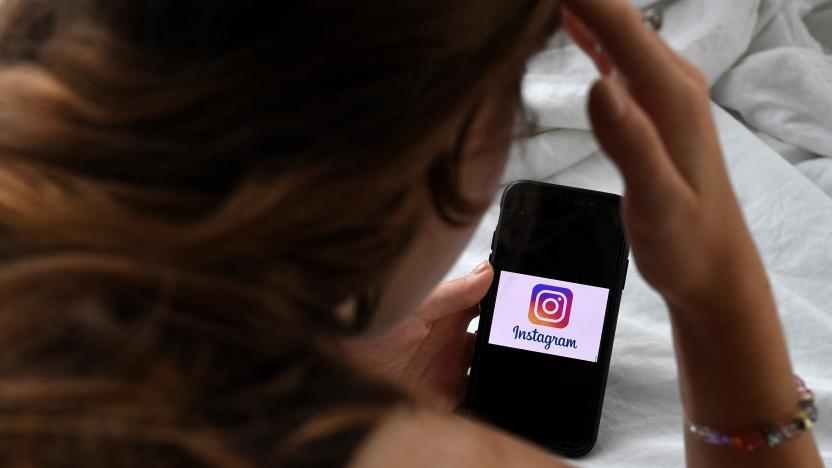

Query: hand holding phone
[343,264,493,412]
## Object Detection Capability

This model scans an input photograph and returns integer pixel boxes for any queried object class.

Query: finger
[588,78,692,214]
[417,261,493,322]
[562,0,681,90]
[563,0,717,185]
[562,7,614,76]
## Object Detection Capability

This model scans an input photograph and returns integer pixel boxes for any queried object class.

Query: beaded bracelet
[687,376,819,451]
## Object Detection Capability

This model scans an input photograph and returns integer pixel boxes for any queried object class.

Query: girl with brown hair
[0,0,822,466]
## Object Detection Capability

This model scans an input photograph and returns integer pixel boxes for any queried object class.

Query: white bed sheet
[449,0,832,464]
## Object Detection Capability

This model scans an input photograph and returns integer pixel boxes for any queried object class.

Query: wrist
[665,244,773,323]
[664,258,797,429]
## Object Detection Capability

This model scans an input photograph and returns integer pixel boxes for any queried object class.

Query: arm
[564,0,822,466]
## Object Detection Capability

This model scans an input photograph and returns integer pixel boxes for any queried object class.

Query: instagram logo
[528,284,573,328]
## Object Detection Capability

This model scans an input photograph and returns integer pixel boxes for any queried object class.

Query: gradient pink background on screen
[488,270,610,362]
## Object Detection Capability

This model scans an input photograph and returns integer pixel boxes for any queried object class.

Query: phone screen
[466,181,628,456]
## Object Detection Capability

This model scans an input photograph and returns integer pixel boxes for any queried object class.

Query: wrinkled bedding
[450,0,832,465]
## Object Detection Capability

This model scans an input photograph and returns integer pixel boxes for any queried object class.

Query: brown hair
[0,0,559,466]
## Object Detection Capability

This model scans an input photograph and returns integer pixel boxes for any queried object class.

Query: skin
[343,0,824,466]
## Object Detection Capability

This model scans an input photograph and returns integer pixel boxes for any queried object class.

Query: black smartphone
[465,180,629,457]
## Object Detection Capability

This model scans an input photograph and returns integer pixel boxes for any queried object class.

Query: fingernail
[470,260,490,276]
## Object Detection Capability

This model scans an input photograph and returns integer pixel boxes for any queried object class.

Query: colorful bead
[743,431,766,451]
[781,422,800,439]
[805,405,819,422]
[764,427,785,448]
[687,375,818,451]
[704,431,723,445]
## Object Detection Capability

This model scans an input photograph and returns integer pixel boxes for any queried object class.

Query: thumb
[417,261,493,322]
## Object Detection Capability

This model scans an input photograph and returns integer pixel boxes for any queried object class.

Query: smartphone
[465,180,629,457]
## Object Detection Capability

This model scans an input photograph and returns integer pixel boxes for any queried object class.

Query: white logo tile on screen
[488,271,610,363]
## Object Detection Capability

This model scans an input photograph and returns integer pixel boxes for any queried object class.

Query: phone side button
[490,230,497,250]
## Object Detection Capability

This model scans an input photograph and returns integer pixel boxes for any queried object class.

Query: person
[0,0,821,466]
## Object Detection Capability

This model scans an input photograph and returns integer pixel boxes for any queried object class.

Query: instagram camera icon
[528,284,573,328]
